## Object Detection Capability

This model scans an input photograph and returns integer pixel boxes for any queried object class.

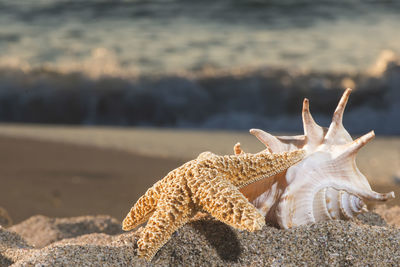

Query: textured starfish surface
[122,146,305,261]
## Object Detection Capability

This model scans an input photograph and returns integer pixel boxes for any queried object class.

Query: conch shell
[244,88,395,228]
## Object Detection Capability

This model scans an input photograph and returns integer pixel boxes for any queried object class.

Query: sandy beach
[0,124,399,266]
[0,124,399,224]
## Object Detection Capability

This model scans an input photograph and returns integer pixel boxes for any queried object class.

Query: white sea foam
[0,51,399,134]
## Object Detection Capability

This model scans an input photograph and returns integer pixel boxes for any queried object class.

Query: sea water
[0,0,399,134]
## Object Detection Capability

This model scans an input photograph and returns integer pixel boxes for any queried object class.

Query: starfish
[122,146,305,261]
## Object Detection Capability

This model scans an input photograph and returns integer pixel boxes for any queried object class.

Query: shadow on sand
[190,219,242,262]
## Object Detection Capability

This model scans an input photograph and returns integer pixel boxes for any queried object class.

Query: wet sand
[0,124,399,224]
[0,136,183,223]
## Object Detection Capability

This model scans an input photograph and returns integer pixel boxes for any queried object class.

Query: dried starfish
[122,148,305,261]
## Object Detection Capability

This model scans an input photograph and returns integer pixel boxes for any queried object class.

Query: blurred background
[0,0,399,133]
[0,0,399,224]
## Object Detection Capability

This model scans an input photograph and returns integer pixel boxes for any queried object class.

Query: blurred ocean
[0,0,399,134]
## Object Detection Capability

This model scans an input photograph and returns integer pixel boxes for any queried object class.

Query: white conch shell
[246,88,395,228]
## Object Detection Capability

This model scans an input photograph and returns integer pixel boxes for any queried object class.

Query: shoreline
[0,124,399,223]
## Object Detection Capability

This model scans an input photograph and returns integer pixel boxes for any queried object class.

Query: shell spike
[361,205,368,213]
[340,131,375,157]
[325,88,352,141]
[249,129,277,153]
[362,190,395,202]
[302,98,324,143]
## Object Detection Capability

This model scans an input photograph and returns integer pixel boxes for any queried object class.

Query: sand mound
[1,209,399,266]
[10,233,141,267]
[9,215,123,248]
[0,226,32,266]
[151,214,399,266]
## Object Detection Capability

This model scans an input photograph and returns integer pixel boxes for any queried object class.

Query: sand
[0,123,398,184]
[0,124,399,265]
[0,208,12,228]
[0,135,182,223]
[1,209,399,266]
[8,215,123,248]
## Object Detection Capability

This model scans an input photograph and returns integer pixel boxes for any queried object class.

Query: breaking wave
[0,51,399,135]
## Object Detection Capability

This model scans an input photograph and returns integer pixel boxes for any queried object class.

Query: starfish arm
[122,184,161,231]
[225,149,306,189]
[233,142,244,155]
[190,175,265,232]
[137,178,193,261]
